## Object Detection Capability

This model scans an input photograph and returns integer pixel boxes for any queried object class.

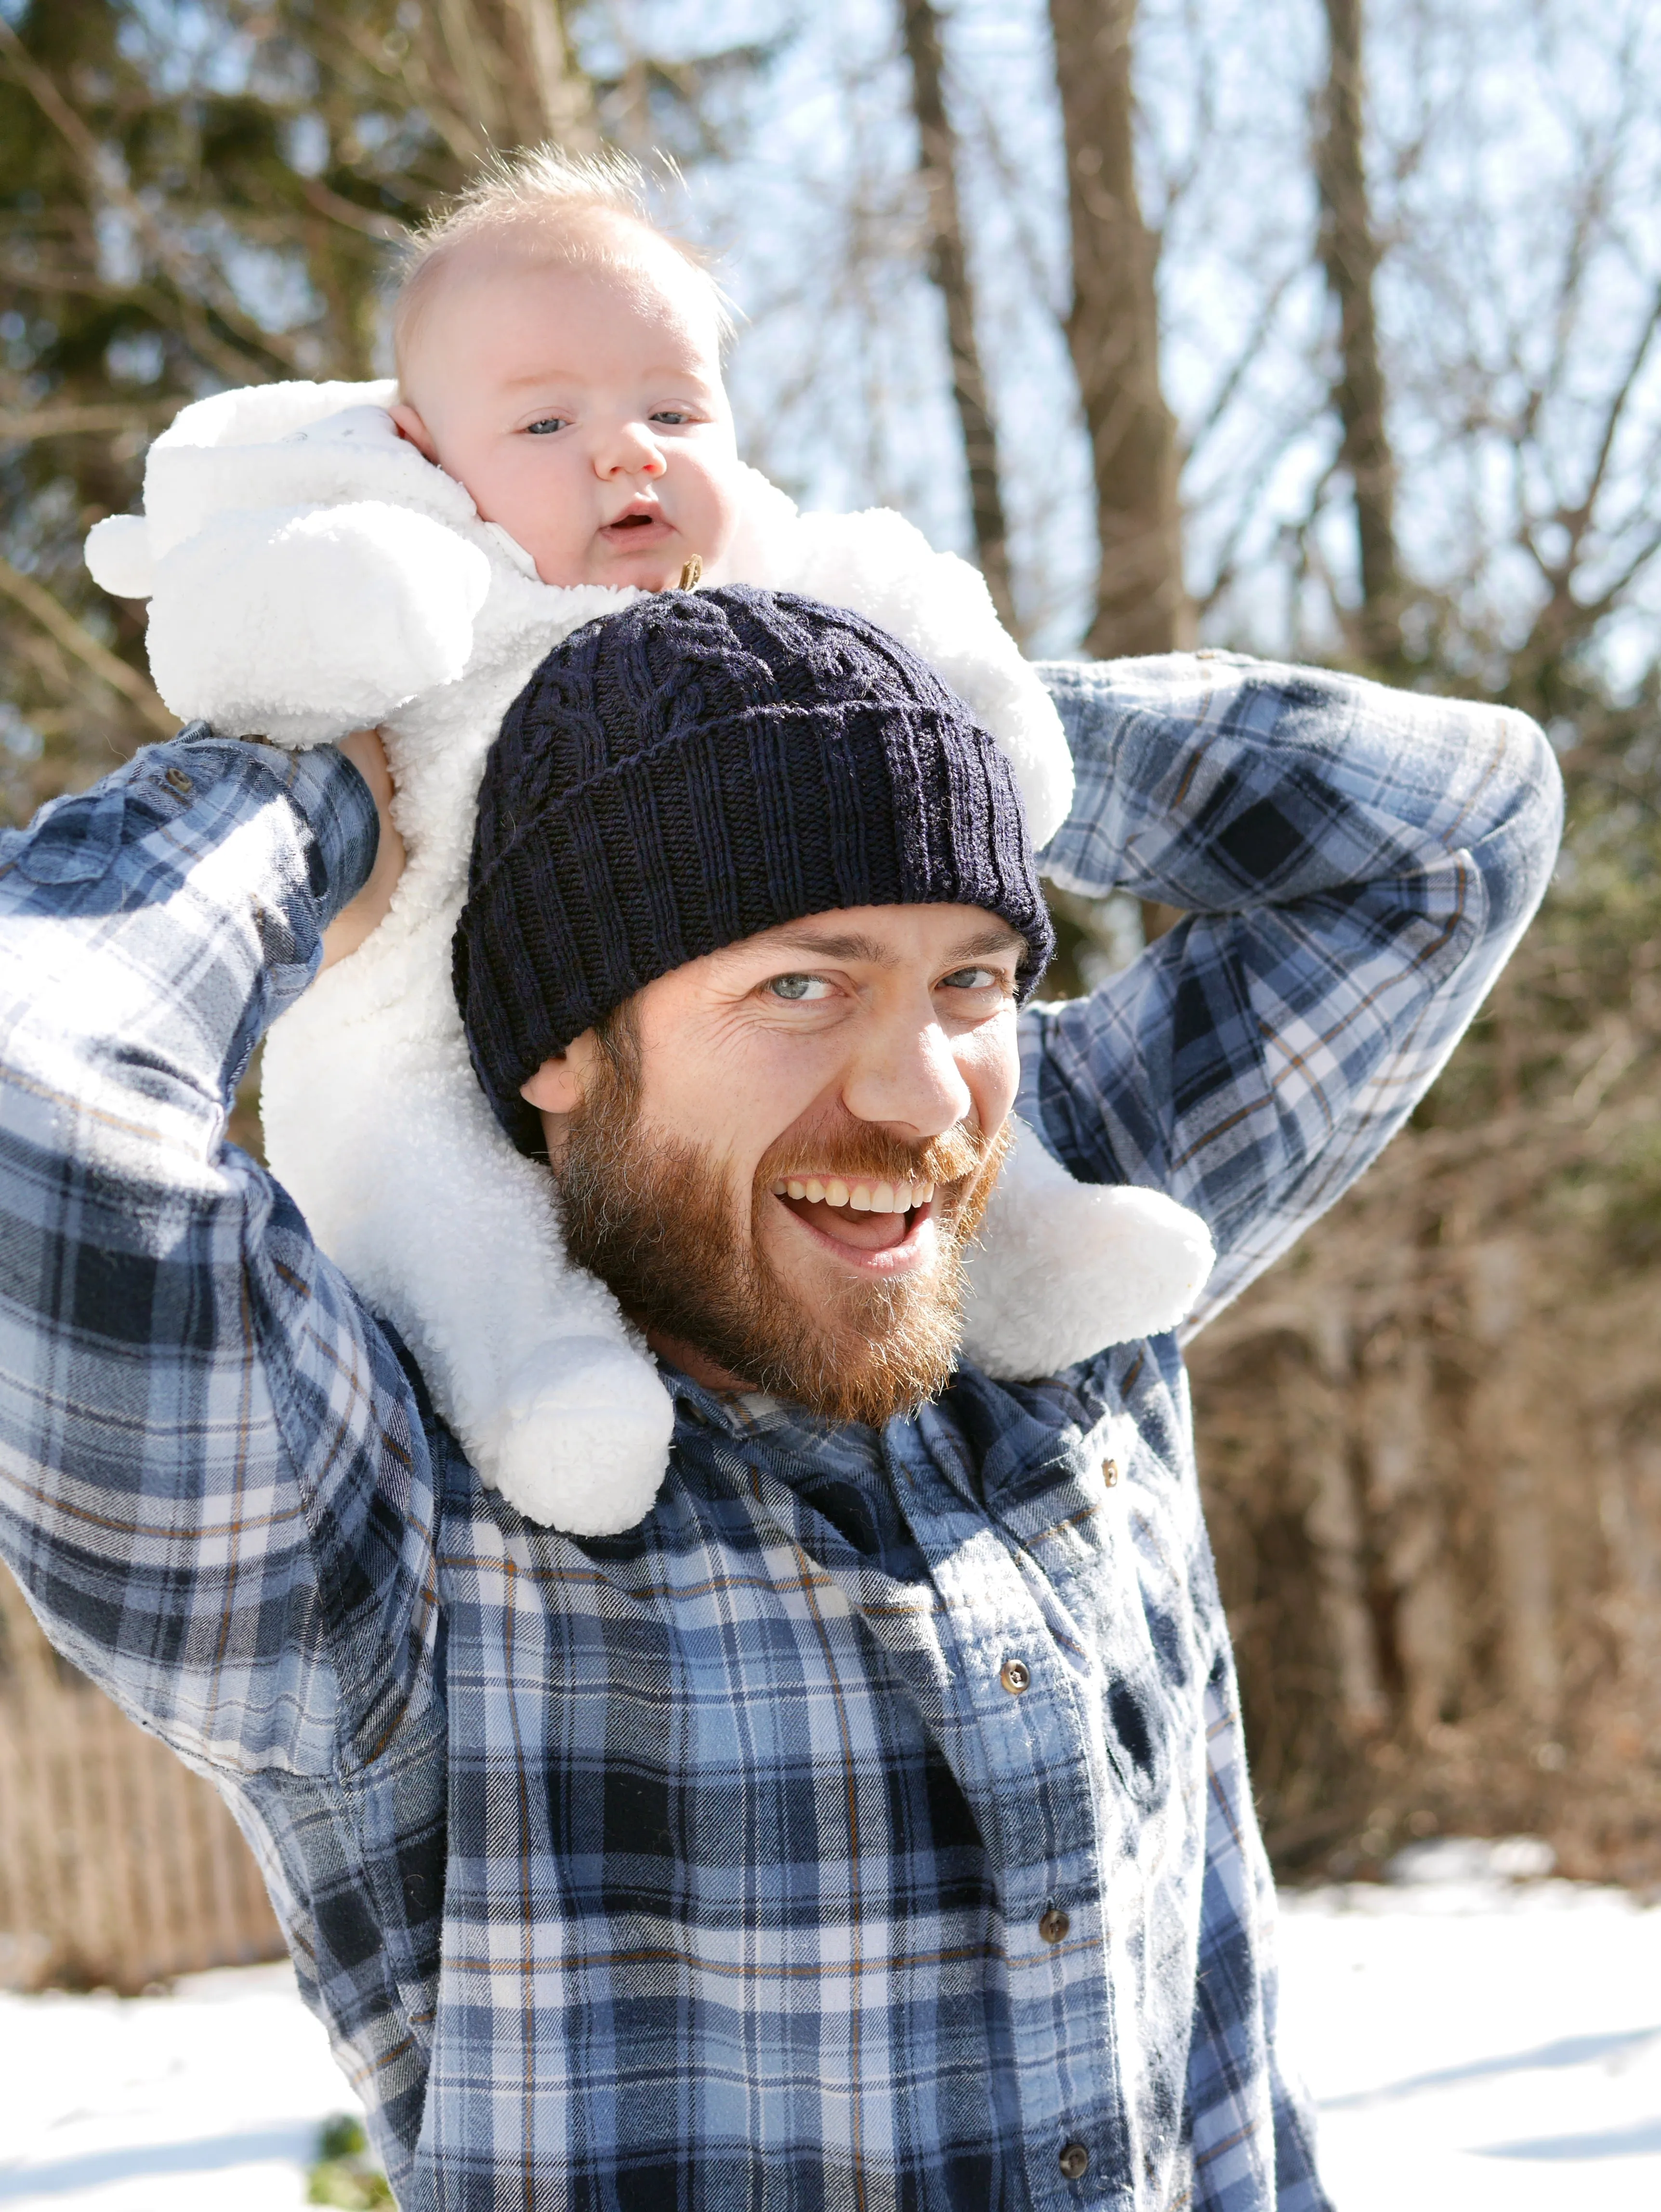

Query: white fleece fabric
[86,380,1213,1535]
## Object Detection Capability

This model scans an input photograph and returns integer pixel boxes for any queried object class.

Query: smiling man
[0,587,1559,2212]
[529,903,1013,1427]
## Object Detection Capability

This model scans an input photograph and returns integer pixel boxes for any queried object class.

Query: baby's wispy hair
[392,145,732,378]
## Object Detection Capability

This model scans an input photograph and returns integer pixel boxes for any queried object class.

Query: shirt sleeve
[0,728,442,1779]
[1019,652,1563,1328]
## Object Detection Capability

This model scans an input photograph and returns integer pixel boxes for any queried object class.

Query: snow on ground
[0,1963,357,2209]
[0,1861,1658,2207]
[1279,1870,1661,2210]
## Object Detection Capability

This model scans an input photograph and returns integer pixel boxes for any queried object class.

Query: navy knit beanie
[453,584,1055,1156]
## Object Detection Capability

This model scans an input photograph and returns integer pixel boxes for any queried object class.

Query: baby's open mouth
[771,1173,936,1253]
[602,502,670,540]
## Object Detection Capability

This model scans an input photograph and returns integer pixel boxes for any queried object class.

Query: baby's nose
[600,423,667,475]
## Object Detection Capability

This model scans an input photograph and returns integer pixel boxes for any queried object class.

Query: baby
[85,150,1212,1535]
[387,161,744,599]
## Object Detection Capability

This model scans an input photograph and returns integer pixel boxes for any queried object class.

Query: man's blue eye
[768,974,827,1001]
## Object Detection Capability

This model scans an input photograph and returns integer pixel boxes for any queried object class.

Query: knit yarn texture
[454,584,1055,1155]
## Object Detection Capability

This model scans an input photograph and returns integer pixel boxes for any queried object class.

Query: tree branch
[0,403,177,443]
[0,558,173,737]
[0,17,299,386]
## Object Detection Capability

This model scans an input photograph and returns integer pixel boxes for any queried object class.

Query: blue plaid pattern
[0,655,1560,2211]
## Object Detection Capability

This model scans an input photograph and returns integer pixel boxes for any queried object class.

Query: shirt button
[1058,2140,1090,2179]
[999,1658,1031,1695]
[1039,1906,1070,1944]
[1102,1456,1120,1487]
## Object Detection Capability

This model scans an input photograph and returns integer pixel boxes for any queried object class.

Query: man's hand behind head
[322,727,406,970]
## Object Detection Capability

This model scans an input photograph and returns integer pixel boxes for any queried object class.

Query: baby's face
[392,241,741,592]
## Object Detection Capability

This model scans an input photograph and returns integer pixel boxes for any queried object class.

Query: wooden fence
[0,1566,284,1992]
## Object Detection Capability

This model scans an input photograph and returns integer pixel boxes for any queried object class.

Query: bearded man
[0,589,1558,2212]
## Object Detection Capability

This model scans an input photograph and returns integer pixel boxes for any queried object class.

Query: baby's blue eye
[525,417,567,436]
[651,410,690,425]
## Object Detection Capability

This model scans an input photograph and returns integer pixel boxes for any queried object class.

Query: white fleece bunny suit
[85,378,1213,1535]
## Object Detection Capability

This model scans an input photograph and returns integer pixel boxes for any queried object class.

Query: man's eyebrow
[944,924,1027,961]
[759,922,1025,966]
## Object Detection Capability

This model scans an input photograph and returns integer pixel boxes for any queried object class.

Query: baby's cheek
[687,450,747,565]
[519,506,602,588]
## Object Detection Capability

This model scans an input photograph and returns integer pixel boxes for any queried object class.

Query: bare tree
[393,0,598,167]
[1314,0,1402,666]
[1048,0,1189,657]
[1180,0,1661,1878]
[897,0,1017,632]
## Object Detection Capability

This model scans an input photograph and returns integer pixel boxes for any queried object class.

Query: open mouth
[602,502,671,540]
[770,1173,937,1258]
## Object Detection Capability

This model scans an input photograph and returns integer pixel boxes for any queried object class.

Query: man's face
[522,904,1026,1423]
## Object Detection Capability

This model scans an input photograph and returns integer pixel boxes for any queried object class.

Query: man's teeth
[774,1175,936,1213]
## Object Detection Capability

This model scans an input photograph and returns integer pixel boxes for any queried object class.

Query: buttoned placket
[877,1414,1140,2211]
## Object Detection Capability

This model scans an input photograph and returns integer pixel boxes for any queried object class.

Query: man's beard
[554,1037,1008,1427]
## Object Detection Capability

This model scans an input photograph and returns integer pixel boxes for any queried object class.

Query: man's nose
[595,421,666,478]
[841,1017,973,1139]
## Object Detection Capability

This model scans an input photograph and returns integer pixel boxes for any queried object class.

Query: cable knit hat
[454,584,1055,1155]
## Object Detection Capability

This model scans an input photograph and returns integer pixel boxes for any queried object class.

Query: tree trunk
[899,0,1017,633]
[1315,0,1402,666]
[1048,0,1188,658]
[423,0,597,158]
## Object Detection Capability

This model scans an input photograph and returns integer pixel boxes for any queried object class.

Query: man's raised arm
[1023,652,1564,1326]
[0,731,438,1776]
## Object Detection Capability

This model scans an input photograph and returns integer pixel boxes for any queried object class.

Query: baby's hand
[321,727,406,968]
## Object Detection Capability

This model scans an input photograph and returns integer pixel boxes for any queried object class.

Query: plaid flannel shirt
[0,652,1560,2212]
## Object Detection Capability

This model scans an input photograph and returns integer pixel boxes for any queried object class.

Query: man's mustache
[755,1117,1001,1200]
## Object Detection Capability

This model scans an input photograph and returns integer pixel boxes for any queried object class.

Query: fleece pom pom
[84,513,157,600]
[144,501,491,746]
[960,1118,1216,1378]
[471,1341,677,1534]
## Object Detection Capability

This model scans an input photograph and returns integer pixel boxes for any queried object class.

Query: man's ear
[389,398,439,463]
[520,1041,592,1117]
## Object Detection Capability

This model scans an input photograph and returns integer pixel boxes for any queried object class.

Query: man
[0,588,1559,2211]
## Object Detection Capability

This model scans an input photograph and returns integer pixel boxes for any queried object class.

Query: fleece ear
[144,500,492,747]
[84,514,157,600]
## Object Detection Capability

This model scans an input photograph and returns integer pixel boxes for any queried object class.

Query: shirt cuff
[176,724,381,928]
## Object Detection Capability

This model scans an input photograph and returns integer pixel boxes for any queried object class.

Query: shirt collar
[658,1358,890,1478]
